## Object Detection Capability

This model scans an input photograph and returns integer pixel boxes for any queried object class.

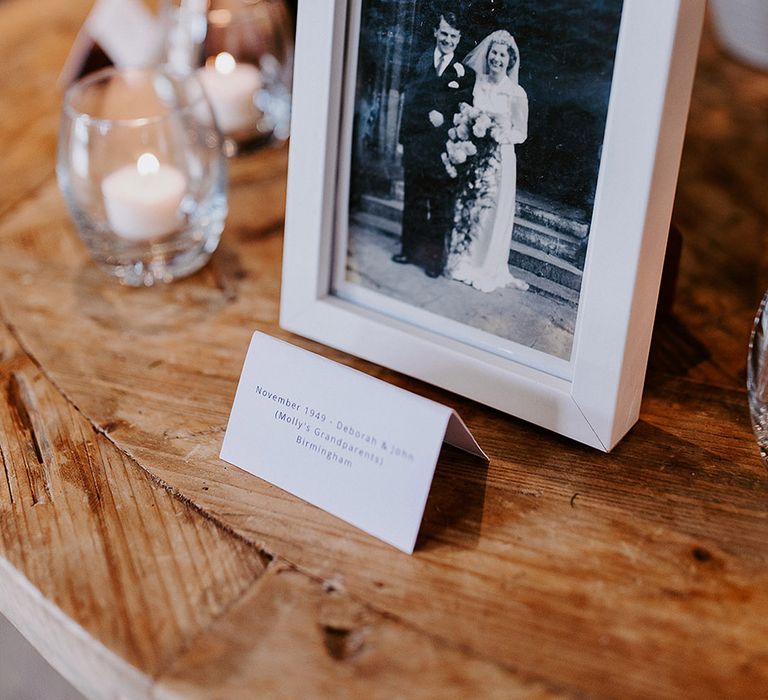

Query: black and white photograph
[339,0,624,364]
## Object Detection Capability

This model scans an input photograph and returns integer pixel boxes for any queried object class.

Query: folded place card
[59,0,163,86]
[221,332,487,554]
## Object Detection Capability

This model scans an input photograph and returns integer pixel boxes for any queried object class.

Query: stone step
[516,193,590,240]
[351,210,402,238]
[360,192,590,240]
[512,218,585,267]
[358,194,586,266]
[351,209,582,303]
[358,195,402,224]
[511,266,581,309]
[508,240,583,292]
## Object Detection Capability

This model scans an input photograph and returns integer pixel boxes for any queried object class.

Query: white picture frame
[280,0,705,451]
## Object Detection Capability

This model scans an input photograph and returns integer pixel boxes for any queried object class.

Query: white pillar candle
[197,52,262,137]
[101,153,187,241]
[711,0,768,70]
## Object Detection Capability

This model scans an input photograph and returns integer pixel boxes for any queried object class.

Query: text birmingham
[295,435,381,468]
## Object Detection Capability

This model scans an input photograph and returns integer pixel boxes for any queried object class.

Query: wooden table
[2,2,767,698]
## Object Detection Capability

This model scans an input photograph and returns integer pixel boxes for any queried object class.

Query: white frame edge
[281,0,705,452]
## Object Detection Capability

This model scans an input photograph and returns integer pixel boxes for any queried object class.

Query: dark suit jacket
[399,49,475,179]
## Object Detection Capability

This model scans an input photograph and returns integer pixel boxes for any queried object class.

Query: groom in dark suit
[394,12,475,278]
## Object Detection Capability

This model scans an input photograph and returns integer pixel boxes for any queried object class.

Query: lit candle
[197,52,262,137]
[101,153,187,240]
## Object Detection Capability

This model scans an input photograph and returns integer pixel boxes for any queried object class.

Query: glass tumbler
[748,291,768,460]
[57,66,228,286]
[163,0,294,153]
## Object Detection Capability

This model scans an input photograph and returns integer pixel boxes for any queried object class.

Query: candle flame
[137,153,160,177]
[214,52,236,76]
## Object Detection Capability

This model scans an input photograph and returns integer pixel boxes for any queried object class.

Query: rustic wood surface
[2,1,768,697]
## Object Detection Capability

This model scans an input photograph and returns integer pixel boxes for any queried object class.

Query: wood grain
[1,1,768,697]
[156,563,552,700]
[0,322,269,696]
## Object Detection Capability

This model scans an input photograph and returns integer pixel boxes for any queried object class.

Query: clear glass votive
[57,66,228,286]
[163,0,294,153]
[748,290,768,461]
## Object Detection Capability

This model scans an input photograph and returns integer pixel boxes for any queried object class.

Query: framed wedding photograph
[280,0,705,451]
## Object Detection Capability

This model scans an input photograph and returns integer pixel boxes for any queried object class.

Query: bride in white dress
[448,31,529,293]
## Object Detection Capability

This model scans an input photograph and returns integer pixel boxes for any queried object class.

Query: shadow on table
[71,242,245,335]
[415,444,489,552]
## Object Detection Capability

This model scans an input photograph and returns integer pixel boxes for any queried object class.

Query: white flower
[476,113,493,131]
[472,113,493,139]
[448,81,459,89]
[463,141,477,156]
[441,152,458,179]
[454,63,465,78]
[490,125,510,144]
[428,110,445,127]
[448,127,457,140]
[457,124,470,141]
[446,141,470,165]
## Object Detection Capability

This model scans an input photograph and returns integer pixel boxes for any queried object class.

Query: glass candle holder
[748,291,768,461]
[711,0,768,71]
[57,66,228,286]
[163,0,294,153]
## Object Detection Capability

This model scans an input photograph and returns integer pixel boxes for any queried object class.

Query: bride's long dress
[448,75,529,293]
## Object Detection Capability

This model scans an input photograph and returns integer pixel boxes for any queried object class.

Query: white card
[221,333,487,554]
[59,0,164,87]
[88,0,163,69]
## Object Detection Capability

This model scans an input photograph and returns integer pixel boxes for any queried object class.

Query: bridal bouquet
[442,102,505,255]
[441,102,504,179]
